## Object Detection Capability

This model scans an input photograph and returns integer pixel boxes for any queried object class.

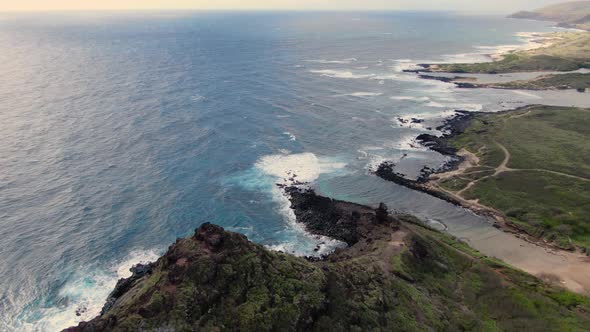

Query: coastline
[404,30,560,73]
[385,28,589,247]
[406,29,590,75]
[63,190,590,331]
[374,105,571,252]
[6,13,590,332]
[375,105,590,254]
[374,106,590,293]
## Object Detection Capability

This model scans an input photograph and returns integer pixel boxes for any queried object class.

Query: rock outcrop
[65,191,590,332]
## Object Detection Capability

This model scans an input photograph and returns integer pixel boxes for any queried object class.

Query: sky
[0,0,576,13]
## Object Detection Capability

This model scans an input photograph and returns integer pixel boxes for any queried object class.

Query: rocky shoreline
[374,105,590,257]
[375,110,476,188]
[373,108,518,218]
[417,72,589,92]
[63,187,590,331]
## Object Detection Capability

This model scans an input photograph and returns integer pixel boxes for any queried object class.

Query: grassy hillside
[65,200,590,331]
[480,72,590,91]
[431,32,590,73]
[438,106,590,252]
[510,1,590,30]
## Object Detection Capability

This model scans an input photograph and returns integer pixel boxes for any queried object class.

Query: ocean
[0,11,586,331]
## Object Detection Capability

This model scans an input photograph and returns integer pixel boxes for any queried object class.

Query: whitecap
[278,149,291,155]
[266,237,346,256]
[391,59,423,72]
[309,69,375,79]
[191,95,206,102]
[250,153,349,256]
[335,92,383,98]
[21,249,161,332]
[391,96,431,102]
[283,131,297,141]
[397,110,458,121]
[306,58,357,64]
[426,101,446,108]
[424,101,483,112]
[255,152,346,186]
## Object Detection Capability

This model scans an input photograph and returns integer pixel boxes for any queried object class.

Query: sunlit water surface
[0,11,586,330]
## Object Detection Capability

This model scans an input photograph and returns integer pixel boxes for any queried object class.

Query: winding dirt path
[494,143,512,175]
[453,142,590,197]
[422,142,590,293]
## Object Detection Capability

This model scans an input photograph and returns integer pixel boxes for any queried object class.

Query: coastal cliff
[509,1,590,31]
[65,189,590,331]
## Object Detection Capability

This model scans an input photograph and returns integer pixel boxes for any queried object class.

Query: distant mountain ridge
[510,1,590,30]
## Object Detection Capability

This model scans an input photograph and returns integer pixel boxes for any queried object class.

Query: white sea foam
[191,94,206,102]
[266,236,346,256]
[278,148,291,155]
[24,250,161,332]
[358,148,389,172]
[391,59,423,72]
[256,152,346,186]
[306,58,357,64]
[391,96,431,102]
[309,69,375,79]
[253,153,348,256]
[371,73,401,80]
[426,101,446,108]
[336,92,383,98]
[358,135,430,172]
[424,101,483,112]
[283,131,297,141]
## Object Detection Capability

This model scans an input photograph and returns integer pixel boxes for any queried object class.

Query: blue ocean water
[0,11,569,330]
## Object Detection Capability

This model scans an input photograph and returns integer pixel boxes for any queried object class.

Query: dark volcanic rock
[100,263,154,315]
[455,82,479,89]
[374,163,463,207]
[416,134,458,156]
[285,187,363,245]
[284,187,400,246]
[418,74,456,83]
[413,111,477,157]
[63,197,590,332]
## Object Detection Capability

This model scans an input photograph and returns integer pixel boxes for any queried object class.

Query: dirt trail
[509,110,532,119]
[430,149,480,182]
[512,168,590,182]
[494,143,512,175]
[451,142,590,197]
[495,142,590,182]
[424,141,590,293]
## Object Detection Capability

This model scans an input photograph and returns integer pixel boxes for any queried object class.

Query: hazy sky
[0,0,575,13]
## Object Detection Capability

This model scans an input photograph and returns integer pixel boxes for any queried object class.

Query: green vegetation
[444,106,590,251]
[485,73,590,91]
[434,32,590,73]
[510,1,590,31]
[66,220,590,331]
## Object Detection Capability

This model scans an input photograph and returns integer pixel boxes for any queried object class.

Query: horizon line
[0,8,511,14]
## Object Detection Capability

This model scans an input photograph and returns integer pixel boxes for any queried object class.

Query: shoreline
[373,106,590,293]
[64,190,590,331]
[417,72,590,92]
[404,29,590,76]
[375,105,589,255]
[403,30,560,74]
